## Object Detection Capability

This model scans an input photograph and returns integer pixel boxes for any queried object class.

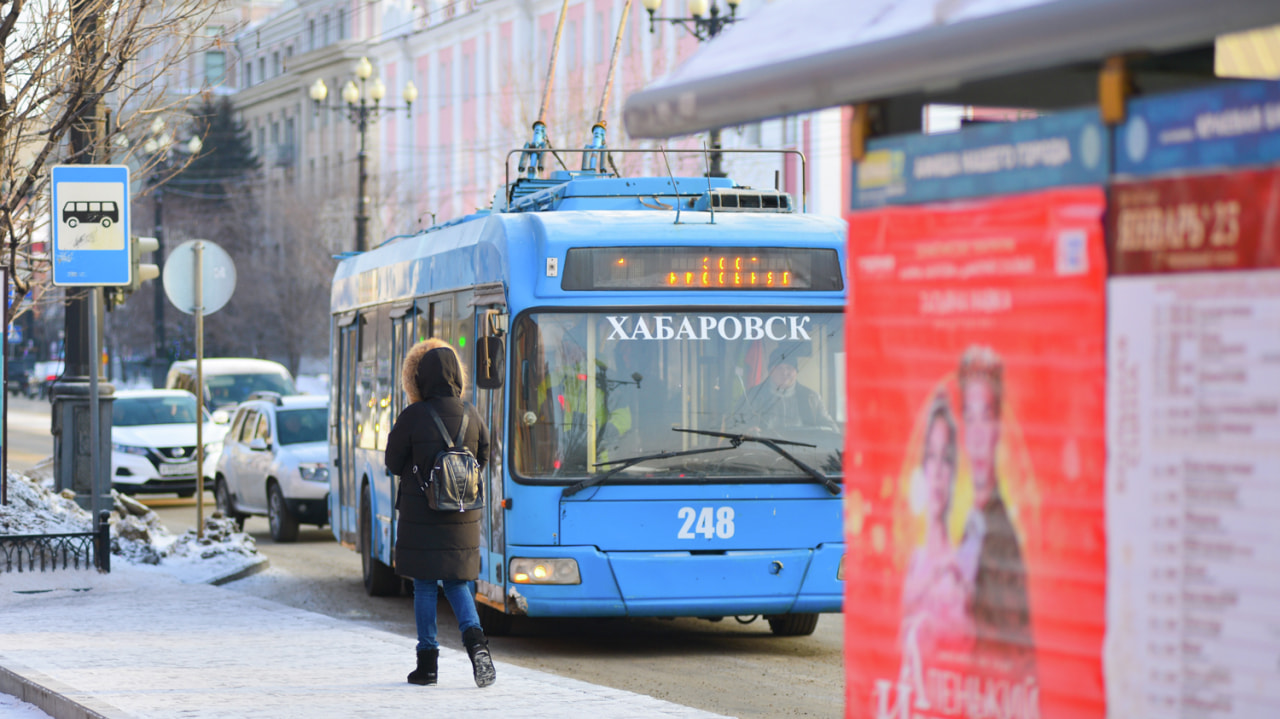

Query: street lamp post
[142,120,203,387]
[310,57,418,253]
[642,0,741,178]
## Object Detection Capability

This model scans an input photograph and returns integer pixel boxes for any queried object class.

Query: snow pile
[0,471,261,581]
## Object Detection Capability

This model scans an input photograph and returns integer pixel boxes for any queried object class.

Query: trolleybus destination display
[561,247,843,290]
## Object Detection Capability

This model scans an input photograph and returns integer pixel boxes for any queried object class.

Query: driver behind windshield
[731,346,836,433]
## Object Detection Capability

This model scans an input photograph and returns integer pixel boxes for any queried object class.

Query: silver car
[213,393,330,542]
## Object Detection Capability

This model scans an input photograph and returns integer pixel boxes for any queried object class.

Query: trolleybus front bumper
[504,542,844,618]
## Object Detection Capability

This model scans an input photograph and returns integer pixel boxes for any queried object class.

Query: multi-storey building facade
[233,0,848,251]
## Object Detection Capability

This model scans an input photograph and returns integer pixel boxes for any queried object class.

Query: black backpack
[411,406,483,512]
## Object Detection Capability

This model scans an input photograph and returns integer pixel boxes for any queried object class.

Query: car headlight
[203,442,223,456]
[298,462,330,482]
[113,443,149,456]
[509,558,581,585]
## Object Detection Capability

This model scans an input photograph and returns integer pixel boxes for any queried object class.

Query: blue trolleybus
[329,162,846,636]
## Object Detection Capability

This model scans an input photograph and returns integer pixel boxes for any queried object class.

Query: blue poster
[1116,80,1280,176]
[851,108,1108,209]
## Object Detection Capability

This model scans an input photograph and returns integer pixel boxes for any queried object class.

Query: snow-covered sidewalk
[1,473,729,718]
[0,562,729,719]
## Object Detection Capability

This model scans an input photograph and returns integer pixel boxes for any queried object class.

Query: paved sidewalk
[0,565,730,719]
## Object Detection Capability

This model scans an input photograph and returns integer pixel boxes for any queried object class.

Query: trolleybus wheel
[267,481,300,543]
[476,600,515,636]
[766,613,819,637]
[360,483,399,596]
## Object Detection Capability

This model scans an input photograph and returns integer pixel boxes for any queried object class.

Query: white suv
[213,394,330,542]
[111,390,227,497]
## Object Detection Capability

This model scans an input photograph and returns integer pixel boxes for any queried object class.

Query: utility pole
[152,185,166,386]
[54,0,115,516]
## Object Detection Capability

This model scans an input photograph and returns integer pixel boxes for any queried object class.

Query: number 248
[677,506,736,539]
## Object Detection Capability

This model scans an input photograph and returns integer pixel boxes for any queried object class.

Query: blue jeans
[413,578,481,651]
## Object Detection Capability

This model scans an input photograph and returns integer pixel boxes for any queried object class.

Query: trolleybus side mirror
[476,335,505,389]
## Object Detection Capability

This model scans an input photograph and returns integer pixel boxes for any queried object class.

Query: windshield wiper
[675,428,840,495]
[561,445,739,498]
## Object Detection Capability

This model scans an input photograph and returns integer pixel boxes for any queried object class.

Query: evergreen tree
[176,96,260,201]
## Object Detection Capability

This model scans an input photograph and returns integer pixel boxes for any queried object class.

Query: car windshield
[114,396,207,426]
[277,408,327,445]
[511,310,845,482]
[206,372,296,407]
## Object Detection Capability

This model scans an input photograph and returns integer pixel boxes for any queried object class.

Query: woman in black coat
[384,339,496,688]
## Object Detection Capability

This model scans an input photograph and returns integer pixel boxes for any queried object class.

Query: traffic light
[106,236,160,308]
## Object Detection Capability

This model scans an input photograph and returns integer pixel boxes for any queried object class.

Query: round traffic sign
[163,239,237,315]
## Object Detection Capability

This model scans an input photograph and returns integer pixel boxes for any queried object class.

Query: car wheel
[766,613,820,637]
[100,217,112,228]
[177,490,195,498]
[267,481,299,543]
[215,477,246,530]
[360,483,399,596]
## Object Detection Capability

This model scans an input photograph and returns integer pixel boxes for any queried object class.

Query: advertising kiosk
[844,80,1280,719]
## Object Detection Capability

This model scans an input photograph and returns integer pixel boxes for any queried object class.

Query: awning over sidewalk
[623,0,1280,138]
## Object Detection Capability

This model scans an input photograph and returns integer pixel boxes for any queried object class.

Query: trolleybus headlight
[508,558,581,585]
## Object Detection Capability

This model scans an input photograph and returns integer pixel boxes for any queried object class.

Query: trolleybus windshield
[511,310,845,483]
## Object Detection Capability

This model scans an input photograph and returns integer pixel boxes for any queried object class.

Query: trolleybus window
[511,311,845,483]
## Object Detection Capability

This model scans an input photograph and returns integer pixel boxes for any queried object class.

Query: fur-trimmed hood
[401,339,464,404]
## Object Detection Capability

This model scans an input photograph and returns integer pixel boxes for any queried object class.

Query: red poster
[1109,166,1280,275]
[844,188,1108,719]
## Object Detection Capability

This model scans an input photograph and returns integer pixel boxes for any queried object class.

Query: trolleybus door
[336,319,360,545]
[387,303,417,552]
[472,298,507,608]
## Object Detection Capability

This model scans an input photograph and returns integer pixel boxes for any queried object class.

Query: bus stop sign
[50,165,131,286]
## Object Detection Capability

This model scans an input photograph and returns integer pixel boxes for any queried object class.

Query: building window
[567,20,577,71]
[323,15,330,45]
[205,51,226,85]
[440,62,450,108]
[596,12,606,64]
[309,19,316,50]
[462,53,473,101]
[258,57,265,83]
[337,9,345,40]
[272,51,280,77]
[244,62,252,86]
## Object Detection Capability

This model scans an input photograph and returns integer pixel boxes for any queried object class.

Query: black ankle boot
[462,627,496,688]
[407,648,438,685]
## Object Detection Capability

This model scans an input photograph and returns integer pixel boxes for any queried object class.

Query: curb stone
[0,660,124,719]
[206,555,270,586]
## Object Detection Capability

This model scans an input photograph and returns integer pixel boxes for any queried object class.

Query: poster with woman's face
[843,188,1108,719]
